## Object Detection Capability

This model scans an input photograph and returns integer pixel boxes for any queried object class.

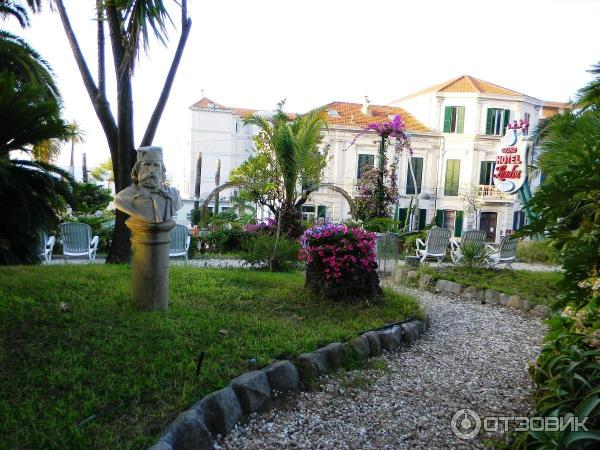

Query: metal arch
[317,183,355,217]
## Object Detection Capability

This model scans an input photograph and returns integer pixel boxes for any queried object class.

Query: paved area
[219,286,546,449]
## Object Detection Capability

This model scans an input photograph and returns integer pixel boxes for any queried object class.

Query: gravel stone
[220,286,545,449]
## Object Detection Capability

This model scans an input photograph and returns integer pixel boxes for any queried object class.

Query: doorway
[479,212,497,242]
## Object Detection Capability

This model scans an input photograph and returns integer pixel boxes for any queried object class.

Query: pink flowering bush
[300,224,382,301]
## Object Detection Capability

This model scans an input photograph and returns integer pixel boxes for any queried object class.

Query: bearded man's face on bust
[138,161,162,190]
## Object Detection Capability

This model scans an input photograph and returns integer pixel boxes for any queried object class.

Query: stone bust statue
[114,146,183,223]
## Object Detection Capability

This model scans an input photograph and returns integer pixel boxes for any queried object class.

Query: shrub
[364,217,400,233]
[242,235,300,271]
[457,242,493,269]
[516,240,557,264]
[206,228,249,253]
[300,224,382,301]
[403,230,426,256]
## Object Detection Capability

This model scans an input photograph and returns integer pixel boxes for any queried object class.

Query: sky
[5,0,600,181]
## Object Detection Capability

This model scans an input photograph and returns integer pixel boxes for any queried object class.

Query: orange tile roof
[318,101,430,132]
[541,101,572,119]
[190,97,297,120]
[392,75,528,102]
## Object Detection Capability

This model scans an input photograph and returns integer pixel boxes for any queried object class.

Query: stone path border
[395,268,552,319]
[149,316,430,450]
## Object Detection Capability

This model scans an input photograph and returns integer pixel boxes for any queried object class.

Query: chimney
[361,96,371,116]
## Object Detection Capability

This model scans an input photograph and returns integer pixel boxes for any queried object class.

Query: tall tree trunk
[193,152,202,209]
[82,152,88,182]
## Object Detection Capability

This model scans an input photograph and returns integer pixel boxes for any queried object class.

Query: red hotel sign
[493,129,528,194]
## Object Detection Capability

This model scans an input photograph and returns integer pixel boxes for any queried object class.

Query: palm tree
[66,120,86,177]
[0,0,30,27]
[52,0,192,263]
[0,30,60,101]
[31,138,62,163]
[0,74,73,264]
[576,61,600,111]
[245,105,328,238]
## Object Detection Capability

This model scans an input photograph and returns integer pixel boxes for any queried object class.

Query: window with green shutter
[454,211,463,237]
[418,209,427,231]
[406,157,423,194]
[356,154,375,179]
[444,159,461,196]
[479,161,495,185]
[397,208,408,229]
[485,108,511,135]
[317,205,326,218]
[443,106,465,133]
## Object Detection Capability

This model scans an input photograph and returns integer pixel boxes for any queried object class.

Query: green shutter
[435,209,443,227]
[317,205,326,218]
[479,161,494,185]
[502,109,511,132]
[486,109,494,135]
[398,208,408,228]
[444,159,460,196]
[454,211,463,237]
[418,209,427,231]
[443,106,452,133]
[406,157,423,194]
[456,106,465,133]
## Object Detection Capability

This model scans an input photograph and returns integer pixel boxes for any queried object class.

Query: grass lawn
[419,265,562,305]
[0,265,421,449]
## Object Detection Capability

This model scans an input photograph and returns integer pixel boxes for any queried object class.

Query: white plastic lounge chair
[486,235,518,268]
[39,232,55,263]
[60,223,99,262]
[450,230,487,263]
[416,227,452,262]
[169,224,190,261]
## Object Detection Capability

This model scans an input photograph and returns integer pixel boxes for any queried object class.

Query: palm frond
[0,0,30,27]
[0,30,60,101]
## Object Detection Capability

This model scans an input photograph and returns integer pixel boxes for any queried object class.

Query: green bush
[457,242,493,269]
[403,230,426,255]
[206,229,249,253]
[516,240,557,264]
[242,235,300,271]
[75,211,115,253]
[364,218,400,233]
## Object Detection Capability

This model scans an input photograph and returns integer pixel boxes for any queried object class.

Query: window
[357,154,375,179]
[513,211,526,230]
[406,157,423,194]
[435,210,463,237]
[317,205,327,219]
[444,159,461,196]
[443,106,465,133]
[485,108,511,135]
[523,112,530,123]
[479,161,495,185]
[301,205,315,221]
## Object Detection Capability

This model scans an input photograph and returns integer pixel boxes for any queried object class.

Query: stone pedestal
[126,217,175,311]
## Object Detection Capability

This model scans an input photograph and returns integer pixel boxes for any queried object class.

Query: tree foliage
[230,104,328,237]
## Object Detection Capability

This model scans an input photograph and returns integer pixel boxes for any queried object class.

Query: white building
[183,75,569,242]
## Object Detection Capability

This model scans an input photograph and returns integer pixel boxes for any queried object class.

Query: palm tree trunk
[193,152,202,210]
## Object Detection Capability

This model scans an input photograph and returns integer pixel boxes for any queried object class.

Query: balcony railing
[477,185,512,200]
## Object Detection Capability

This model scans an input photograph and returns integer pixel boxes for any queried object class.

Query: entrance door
[479,212,497,242]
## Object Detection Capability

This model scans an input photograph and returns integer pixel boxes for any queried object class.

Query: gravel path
[219,287,546,449]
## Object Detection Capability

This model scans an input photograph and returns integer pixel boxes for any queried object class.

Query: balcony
[477,185,513,201]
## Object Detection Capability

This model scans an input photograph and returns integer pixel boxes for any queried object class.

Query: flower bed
[300,224,382,301]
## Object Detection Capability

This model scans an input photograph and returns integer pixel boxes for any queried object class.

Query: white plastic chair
[450,230,487,263]
[416,227,452,262]
[169,224,191,261]
[60,223,99,262]
[39,232,56,263]
[486,235,518,269]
